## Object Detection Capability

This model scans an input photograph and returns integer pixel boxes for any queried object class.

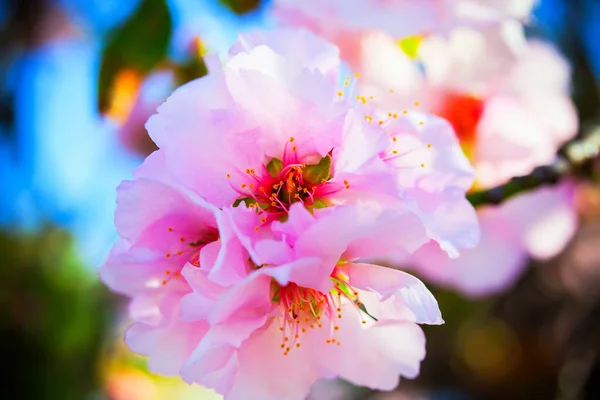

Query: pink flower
[398,183,578,296]
[101,29,478,398]
[99,151,248,373]
[356,24,578,295]
[179,203,443,399]
[272,0,537,68]
[358,24,577,187]
[146,28,478,256]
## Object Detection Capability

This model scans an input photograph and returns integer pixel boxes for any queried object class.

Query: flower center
[270,267,366,356]
[160,227,220,285]
[435,92,484,160]
[232,148,339,221]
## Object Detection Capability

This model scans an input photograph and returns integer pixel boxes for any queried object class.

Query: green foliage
[175,56,209,87]
[98,0,172,111]
[218,0,261,14]
[0,227,119,399]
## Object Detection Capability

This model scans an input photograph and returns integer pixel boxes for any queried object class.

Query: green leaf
[98,0,172,111]
[302,155,332,185]
[266,157,284,178]
[218,0,261,14]
[175,56,208,87]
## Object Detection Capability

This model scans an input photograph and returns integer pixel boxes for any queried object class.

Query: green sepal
[311,199,328,209]
[358,302,378,322]
[271,279,281,302]
[266,157,284,178]
[233,197,256,208]
[302,155,332,185]
[331,277,354,298]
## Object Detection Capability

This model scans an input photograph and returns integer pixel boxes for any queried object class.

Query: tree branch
[467,126,600,208]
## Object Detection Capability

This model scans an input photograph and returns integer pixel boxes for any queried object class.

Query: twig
[467,126,600,208]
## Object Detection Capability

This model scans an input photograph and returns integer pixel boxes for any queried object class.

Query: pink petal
[225,321,324,400]
[230,29,340,80]
[207,210,252,286]
[405,187,480,257]
[501,182,578,260]
[181,337,239,394]
[209,272,274,331]
[316,310,426,390]
[126,318,209,376]
[114,178,216,251]
[407,207,528,297]
[347,263,443,325]
[146,76,264,207]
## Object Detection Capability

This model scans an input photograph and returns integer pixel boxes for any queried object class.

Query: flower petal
[347,263,443,325]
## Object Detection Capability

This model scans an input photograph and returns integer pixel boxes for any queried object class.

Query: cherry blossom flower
[272,0,537,68]
[356,24,578,295]
[145,28,478,257]
[99,150,249,374]
[101,29,479,399]
[395,183,577,296]
[178,203,443,399]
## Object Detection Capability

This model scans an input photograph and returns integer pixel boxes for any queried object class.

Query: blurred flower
[358,23,577,188]
[106,68,174,156]
[100,29,483,399]
[402,183,577,296]
[358,24,578,295]
[102,334,223,400]
[272,0,537,68]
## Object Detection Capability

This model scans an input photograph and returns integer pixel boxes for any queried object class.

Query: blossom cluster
[101,0,580,397]
[274,0,578,296]
[100,28,479,399]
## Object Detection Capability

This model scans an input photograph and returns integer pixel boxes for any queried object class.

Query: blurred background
[0,0,599,399]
